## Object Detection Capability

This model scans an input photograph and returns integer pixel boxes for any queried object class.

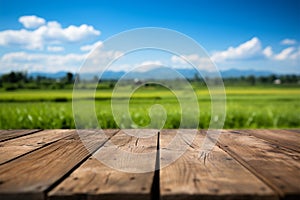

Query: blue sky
[0,0,299,74]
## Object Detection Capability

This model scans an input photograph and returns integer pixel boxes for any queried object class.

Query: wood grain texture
[0,129,118,200]
[234,129,300,152]
[285,129,300,134]
[0,129,41,142]
[48,129,158,200]
[0,129,299,200]
[160,130,276,200]
[218,130,300,199]
[0,129,75,165]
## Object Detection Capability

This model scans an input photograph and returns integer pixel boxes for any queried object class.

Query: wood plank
[48,129,158,200]
[0,129,41,142]
[285,129,300,134]
[218,130,300,199]
[0,129,118,200]
[160,129,276,200]
[0,130,75,165]
[234,129,300,152]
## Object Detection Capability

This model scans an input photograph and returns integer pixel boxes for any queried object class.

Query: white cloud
[274,47,296,61]
[0,29,43,50]
[210,37,299,63]
[139,60,162,66]
[134,60,163,72]
[171,55,185,64]
[0,48,127,73]
[211,37,262,63]
[0,16,101,50]
[18,15,46,29]
[0,51,87,73]
[71,47,123,73]
[171,54,201,64]
[171,54,215,71]
[47,46,64,52]
[109,60,168,72]
[262,46,273,58]
[290,48,300,60]
[280,38,297,45]
[80,41,103,51]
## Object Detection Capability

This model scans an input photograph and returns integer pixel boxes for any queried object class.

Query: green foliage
[1,71,298,129]
[1,71,300,91]
[0,86,299,129]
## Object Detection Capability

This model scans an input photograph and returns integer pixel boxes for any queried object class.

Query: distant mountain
[117,67,193,80]
[220,69,273,78]
[29,71,68,79]
[99,68,274,80]
[27,68,275,80]
[102,71,125,79]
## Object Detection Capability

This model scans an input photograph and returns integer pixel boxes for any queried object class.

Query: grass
[0,85,299,129]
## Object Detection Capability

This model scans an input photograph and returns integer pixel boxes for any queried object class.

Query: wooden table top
[0,129,299,200]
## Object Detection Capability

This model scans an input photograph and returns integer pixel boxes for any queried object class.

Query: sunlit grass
[0,86,299,129]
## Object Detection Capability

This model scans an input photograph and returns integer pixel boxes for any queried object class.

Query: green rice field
[0,86,299,129]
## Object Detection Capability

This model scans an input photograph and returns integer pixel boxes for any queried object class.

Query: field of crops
[0,85,299,129]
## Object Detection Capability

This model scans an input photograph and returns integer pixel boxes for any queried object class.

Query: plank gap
[160,130,276,199]
[151,131,160,200]
[217,141,283,198]
[234,130,300,153]
[44,130,120,197]
[1,138,64,166]
[47,129,157,200]
[0,129,43,142]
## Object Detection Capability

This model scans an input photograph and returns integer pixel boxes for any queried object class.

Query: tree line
[0,71,299,90]
[0,71,75,90]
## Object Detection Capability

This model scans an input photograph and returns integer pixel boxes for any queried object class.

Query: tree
[268,74,277,83]
[66,72,74,84]
[246,75,256,85]
[193,73,201,81]
[1,72,27,83]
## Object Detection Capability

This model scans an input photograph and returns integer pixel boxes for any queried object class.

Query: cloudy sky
[0,0,299,74]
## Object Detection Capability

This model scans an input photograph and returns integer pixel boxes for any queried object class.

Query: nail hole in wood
[193,178,200,182]
[260,187,266,191]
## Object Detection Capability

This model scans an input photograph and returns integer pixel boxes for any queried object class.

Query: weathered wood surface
[160,129,276,200]
[0,129,299,200]
[48,129,158,200]
[0,129,74,165]
[0,129,41,142]
[233,129,300,152]
[0,129,118,200]
[218,130,300,199]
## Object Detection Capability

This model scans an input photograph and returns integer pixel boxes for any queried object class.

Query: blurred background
[0,0,299,129]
